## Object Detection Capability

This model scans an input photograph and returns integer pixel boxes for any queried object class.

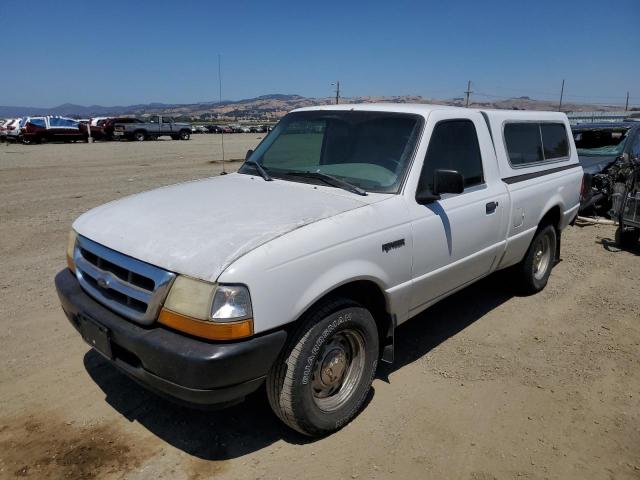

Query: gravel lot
[0,135,638,479]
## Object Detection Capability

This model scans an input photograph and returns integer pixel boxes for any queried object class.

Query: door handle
[486,201,498,214]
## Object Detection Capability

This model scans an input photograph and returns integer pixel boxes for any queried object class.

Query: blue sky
[1,0,638,107]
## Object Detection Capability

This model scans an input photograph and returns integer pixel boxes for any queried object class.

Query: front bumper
[55,269,287,406]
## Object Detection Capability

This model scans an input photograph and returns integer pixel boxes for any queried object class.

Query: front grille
[73,235,176,325]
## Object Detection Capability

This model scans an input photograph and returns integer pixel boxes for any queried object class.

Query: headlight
[159,276,253,340]
[66,230,77,273]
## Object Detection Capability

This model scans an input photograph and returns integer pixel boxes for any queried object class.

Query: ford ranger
[55,104,582,436]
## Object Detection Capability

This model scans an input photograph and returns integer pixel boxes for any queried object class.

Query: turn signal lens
[211,285,253,321]
[66,230,77,273]
[158,308,253,340]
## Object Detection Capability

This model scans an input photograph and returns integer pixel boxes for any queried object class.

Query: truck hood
[73,173,369,282]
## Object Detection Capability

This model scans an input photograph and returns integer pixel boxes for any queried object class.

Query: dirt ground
[0,134,638,480]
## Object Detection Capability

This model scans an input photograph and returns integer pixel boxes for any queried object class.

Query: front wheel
[266,298,379,437]
[516,224,557,294]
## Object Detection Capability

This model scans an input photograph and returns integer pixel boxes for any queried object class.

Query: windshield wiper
[245,160,273,181]
[284,171,367,196]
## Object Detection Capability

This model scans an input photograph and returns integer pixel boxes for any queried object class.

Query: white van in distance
[56,104,582,436]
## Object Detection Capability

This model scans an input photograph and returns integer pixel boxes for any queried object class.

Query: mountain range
[0,94,632,119]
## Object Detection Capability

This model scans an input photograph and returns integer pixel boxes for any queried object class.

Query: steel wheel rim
[533,233,552,280]
[310,328,366,412]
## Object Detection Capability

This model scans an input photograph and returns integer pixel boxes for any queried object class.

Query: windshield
[573,128,630,156]
[239,111,422,193]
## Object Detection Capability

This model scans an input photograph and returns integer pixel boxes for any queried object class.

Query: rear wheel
[266,298,379,437]
[133,131,146,142]
[516,224,557,294]
[615,227,639,248]
[179,130,190,140]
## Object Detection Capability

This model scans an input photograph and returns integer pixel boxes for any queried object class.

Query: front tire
[516,224,557,294]
[267,298,379,437]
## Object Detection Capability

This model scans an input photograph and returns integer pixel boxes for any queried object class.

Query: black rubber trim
[55,269,287,405]
[502,164,582,184]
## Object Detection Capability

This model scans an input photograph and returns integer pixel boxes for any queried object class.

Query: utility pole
[625,91,629,111]
[332,81,340,104]
[558,79,565,112]
[464,80,472,108]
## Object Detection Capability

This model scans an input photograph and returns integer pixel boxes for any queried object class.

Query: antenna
[218,53,227,175]
[558,79,565,112]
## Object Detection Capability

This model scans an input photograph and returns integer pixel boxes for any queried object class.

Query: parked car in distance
[249,125,266,133]
[112,115,191,141]
[3,118,23,141]
[195,125,209,134]
[572,122,640,212]
[211,125,233,134]
[21,116,87,144]
[56,104,581,437]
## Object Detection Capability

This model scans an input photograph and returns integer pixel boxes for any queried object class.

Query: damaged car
[572,122,640,213]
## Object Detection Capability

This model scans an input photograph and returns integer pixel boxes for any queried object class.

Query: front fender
[218,197,413,334]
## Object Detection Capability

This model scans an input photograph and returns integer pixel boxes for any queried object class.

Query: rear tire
[179,130,190,140]
[266,298,379,437]
[516,224,557,294]
[615,227,639,248]
[133,131,146,142]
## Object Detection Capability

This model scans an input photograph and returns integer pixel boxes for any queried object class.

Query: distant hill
[0,93,632,120]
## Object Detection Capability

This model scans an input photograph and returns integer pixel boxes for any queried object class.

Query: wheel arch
[288,277,394,361]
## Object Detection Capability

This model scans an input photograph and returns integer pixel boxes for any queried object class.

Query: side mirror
[415,169,464,205]
[415,190,440,205]
[433,169,464,195]
[245,149,254,161]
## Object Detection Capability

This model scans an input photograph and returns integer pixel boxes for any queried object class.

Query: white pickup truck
[56,104,582,436]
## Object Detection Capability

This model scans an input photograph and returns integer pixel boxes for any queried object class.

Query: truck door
[407,110,508,316]
[161,116,174,135]
[148,115,161,134]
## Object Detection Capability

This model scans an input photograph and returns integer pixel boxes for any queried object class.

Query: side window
[504,123,543,165]
[162,117,173,123]
[149,116,159,124]
[418,119,484,193]
[505,122,569,165]
[540,123,569,160]
[29,118,46,128]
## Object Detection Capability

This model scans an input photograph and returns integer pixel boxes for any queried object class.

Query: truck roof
[292,103,568,121]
